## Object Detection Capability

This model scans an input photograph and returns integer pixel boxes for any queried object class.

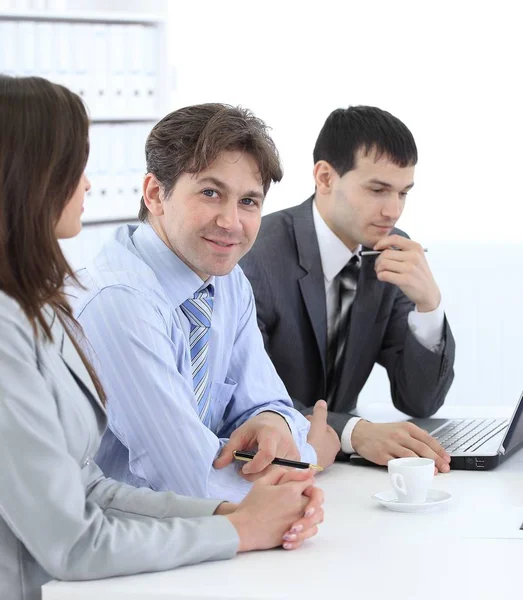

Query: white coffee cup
[388,457,435,504]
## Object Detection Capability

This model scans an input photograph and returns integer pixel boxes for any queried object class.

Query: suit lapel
[332,253,384,412]
[293,198,328,376]
[47,308,105,412]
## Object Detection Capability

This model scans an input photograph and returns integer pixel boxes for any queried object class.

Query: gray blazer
[240,197,455,447]
[0,292,238,600]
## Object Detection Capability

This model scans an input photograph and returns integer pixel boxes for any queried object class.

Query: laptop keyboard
[433,418,509,453]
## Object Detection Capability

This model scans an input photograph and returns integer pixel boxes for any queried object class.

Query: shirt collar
[312,199,361,284]
[131,223,214,308]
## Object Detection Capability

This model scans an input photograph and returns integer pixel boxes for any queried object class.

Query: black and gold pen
[233,450,323,471]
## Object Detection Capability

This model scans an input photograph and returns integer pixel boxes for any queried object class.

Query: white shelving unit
[0,0,171,267]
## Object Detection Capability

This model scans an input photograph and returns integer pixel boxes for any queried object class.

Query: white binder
[90,25,110,118]
[129,123,149,206]
[110,123,131,218]
[34,22,54,82]
[108,24,127,119]
[71,24,92,110]
[2,22,19,76]
[143,25,157,118]
[53,23,73,89]
[18,21,36,77]
[127,24,147,118]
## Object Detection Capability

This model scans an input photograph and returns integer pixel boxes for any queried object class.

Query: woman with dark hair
[0,76,324,600]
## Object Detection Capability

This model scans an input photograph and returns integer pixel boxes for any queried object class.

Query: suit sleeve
[377,289,455,418]
[240,254,355,459]
[0,301,238,583]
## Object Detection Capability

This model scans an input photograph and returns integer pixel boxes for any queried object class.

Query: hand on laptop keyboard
[351,421,451,473]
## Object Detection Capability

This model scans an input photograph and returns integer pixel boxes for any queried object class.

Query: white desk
[43,405,523,600]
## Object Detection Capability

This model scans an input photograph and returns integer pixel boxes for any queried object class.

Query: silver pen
[359,247,428,256]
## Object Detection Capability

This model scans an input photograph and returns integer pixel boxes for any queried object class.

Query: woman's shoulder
[0,291,28,323]
[0,292,43,343]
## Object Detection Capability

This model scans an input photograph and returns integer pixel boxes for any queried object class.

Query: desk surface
[43,405,523,600]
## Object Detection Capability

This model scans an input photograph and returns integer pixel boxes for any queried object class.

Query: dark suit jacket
[240,197,455,450]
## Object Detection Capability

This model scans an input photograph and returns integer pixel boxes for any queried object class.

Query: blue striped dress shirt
[69,223,316,502]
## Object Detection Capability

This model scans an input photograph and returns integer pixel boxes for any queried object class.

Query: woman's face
[55,173,91,239]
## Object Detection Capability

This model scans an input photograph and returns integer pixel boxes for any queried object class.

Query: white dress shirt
[312,201,445,453]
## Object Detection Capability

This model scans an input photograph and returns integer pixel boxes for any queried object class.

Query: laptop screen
[502,392,523,456]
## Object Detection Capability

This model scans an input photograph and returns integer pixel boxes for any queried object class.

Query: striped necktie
[326,255,360,406]
[180,284,214,426]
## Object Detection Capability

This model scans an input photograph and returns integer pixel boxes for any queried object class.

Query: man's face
[316,148,415,250]
[154,150,264,280]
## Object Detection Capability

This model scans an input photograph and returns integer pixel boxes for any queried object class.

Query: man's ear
[143,173,165,217]
[313,161,336,195]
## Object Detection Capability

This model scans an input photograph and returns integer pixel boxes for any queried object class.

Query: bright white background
[167,0,522,243]
[165,0,523,409]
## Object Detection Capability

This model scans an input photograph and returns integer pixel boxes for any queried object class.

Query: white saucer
[372,489,452,513]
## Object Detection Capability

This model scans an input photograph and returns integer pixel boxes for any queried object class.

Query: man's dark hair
[138,103,283,222]
[313,105,418,176]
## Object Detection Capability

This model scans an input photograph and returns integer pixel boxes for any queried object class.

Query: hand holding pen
[215,400,338,480]
[214,411,301,481]
[367,234,441,313]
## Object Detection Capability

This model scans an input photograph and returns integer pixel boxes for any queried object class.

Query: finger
[282,525,319,550]
[277,468,314,486]
[407,439,450,473]
[308,399,328,435]
[301,485,324,517]
[213,439,238,469]
[408,425,451,462]
[376,249,418,265]
[254,466,288,486]
[213,428,255,469]
[375,258,413,275]
[240,464,281,483]
[288,505,325,534]
[242,433,279,474]
[287,477,317,498]
[374,234,416,252]
[389,444,419,459]
[375,270,411,287]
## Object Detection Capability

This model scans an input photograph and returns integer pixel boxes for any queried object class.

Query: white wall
[165,0,523,407]
[167,0,523,242]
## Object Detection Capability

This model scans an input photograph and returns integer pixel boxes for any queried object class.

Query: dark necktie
[326,255,360,406]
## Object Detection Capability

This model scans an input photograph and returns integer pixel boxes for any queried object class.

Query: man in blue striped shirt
[70,104,340,502]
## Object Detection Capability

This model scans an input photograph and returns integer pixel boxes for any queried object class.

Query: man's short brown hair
[138,103,283,222]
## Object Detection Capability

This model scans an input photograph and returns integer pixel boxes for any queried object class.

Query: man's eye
[240,198,257,207]
[400,192,408,199]
[202,189,218,198]
[371,188,385,194]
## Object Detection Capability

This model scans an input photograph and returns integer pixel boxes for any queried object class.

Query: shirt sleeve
[77,285,252,503]
[340,417,363,454]
[407,302,446,353]
[219,275,317,466]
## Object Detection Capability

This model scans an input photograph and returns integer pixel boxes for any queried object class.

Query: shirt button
[83,457,91,467]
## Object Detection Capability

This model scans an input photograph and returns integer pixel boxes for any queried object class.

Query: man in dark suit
[240,105,455,472]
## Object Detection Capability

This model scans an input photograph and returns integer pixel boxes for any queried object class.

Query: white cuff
[340,417,362,454]
[408,302,445,353]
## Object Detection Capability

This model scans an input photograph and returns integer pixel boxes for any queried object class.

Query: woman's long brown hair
[0,75,106,404]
